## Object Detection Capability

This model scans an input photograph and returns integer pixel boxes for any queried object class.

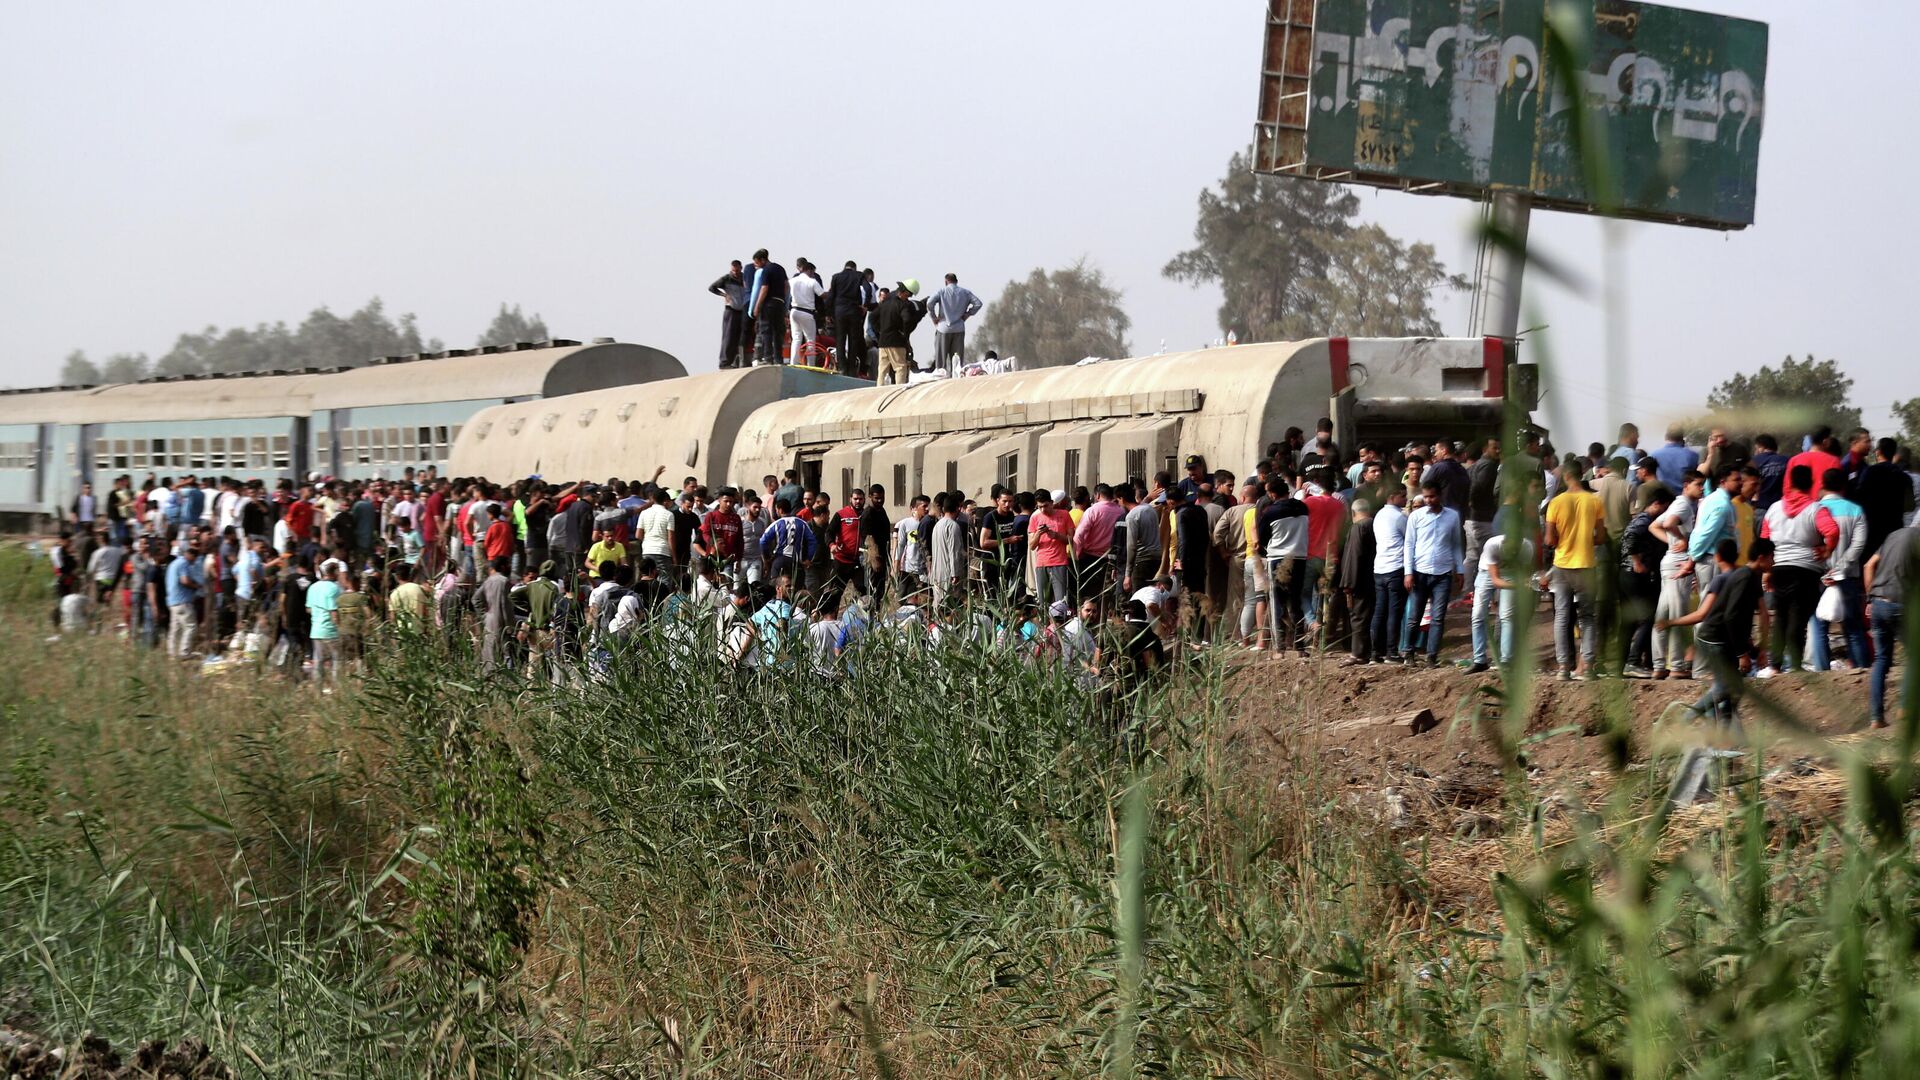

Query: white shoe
[1753,666,1778,679]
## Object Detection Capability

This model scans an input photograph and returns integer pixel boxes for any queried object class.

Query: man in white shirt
[636,490,678,576]
[1470,532,1535,673]
[1370,487,1410,662]
[787,258,829,364]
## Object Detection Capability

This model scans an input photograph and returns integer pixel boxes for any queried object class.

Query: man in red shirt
[483,503,515,564]
[698,488,744,578]
[1303,467,1347,639]
[1028,489,1076,611]
[826,489,867,609]
[285,483,316,547]
[1788,434,1843,492]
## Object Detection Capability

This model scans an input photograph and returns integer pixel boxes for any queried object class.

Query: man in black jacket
[826,261,869,378]
[871,281,925,386]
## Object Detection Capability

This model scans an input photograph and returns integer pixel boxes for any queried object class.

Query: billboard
[1253,0,1768,229]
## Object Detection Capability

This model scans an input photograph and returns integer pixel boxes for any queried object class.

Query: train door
[32,423,50,506]
[799,451,823,496]
[292,417,310,482]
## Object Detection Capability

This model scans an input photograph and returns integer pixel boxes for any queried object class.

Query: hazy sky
[2,1,1912,441]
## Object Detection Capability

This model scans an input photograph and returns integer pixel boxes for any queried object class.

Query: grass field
[3,546,1919,1077]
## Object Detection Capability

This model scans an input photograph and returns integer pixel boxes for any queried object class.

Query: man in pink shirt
[1029,489,1077,612]
[1072,483,1124,602]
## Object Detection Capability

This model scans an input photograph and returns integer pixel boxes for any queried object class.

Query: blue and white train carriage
[0,339,683,524]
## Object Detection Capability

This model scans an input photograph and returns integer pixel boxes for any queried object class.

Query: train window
[93,438,109,468]
[840,468,854,504]
[997,452,1018,493]
[189,438,207,470]
[131,442,146,469]
[313,429,330,462]
[210,437,227,470]
[112,439,129,470]
[1064,449,1081,495]
[434,426,450,460]
[1125,449,1146,486]
[892,464,906,501]
[417,427,432,453]
[270,436,290,469]
[356,429,371,465]
[370,428,386,464]
[945,461,958,494]
[1164,455,1177,480]
[250,436,268,467]
[151,438,165,465]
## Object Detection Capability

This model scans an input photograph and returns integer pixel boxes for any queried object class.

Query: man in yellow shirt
[1734,465,1759,564]
[1543,463,1604,680]
[585,525,627,580]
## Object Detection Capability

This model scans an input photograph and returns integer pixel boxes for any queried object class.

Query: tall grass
[1,554,1914,1077]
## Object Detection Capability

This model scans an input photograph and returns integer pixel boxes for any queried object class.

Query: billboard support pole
[1473,192,1531,341]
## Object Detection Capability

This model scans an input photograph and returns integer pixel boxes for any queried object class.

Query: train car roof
[0,340,685,425]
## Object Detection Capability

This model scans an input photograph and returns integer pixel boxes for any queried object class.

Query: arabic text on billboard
[1253,0,1769,229]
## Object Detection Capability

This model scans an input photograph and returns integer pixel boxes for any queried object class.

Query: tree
[974,260,1132,367]
[476,303,550,348]
[99,353,150,383]
[1297,225,1467,337]
[1704,355,1860,439]
[1164,152,1462,341]
[1891,398,1920,449]
[59,350,100,385]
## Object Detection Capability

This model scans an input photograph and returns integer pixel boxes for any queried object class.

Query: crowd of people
[708,251,987,381]
[41,418,1920,726]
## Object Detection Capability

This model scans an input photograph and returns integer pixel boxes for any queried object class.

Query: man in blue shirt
[746,248,789,366]
[164,538,206,660]
[1750,433,1790,512]
[1686,465,1741,594]
[1649,425,1700,493]
[1401,479,1464,665]
[233,536,266,643]
[928,273,983,376]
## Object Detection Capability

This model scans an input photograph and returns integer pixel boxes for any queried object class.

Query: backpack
[593,586,631,637]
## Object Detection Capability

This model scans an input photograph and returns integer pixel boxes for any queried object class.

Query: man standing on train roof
[826,260,869,378]
[708,259,750,369]
[928,273,983,377]
[747,248,789,367]
[787,258,828,365]
[871,280,925,387]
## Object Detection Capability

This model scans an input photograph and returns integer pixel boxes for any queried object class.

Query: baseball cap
[1184,454,1204,468]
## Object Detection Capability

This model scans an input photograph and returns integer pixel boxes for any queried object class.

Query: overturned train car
[451,337,1534,499]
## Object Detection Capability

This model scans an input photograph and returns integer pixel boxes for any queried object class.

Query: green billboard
[1253,0,1769,228]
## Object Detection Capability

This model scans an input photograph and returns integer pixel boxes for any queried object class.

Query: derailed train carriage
[0,339,684,524]
[450,337,1534,499]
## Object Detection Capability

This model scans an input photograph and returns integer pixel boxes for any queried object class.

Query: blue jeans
[1871,599,1906,725]
[1402,571,1453,660]
[1371,572,1406,659]
[1811,576,1870,670]
[1470,571,1515,666]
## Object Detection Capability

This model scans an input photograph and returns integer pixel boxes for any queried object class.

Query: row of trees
[57,301,549,385]
[973,151,1463,366]
[1701,355,1917,448]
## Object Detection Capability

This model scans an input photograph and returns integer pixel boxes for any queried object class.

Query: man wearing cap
[928,273,983,376]
[1176,455,1209,500]
[871,280,925,386]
